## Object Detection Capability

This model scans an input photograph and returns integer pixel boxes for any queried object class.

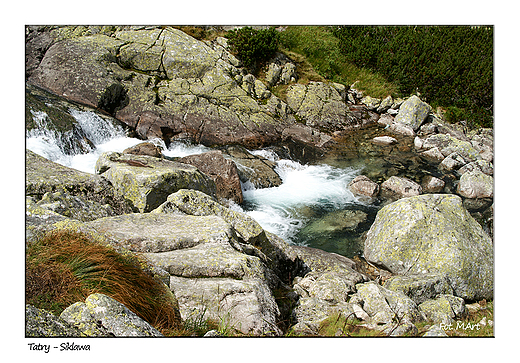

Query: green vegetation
[226,26,280,73]
[278,26,400,98]
[332,25,493,128]
[26,229,182,336]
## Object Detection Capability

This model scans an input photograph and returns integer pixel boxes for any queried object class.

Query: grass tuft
[26,229,182,335]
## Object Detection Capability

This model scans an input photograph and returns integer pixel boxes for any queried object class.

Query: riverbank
[25,25,494,337]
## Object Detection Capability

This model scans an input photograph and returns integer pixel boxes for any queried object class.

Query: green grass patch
[278,26,400,99]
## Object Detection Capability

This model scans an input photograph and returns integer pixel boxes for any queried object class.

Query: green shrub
[226,26,279,73]
[332,25,493,128]
[278,26,399,98]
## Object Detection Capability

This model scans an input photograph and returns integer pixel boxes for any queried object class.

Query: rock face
[286,82,357,132]
[27,27,296,149]
[95,151,217,212]
[60,293,163,337]
[86,189,302,336]
[26,149,132,215]
[364,194,493,301]
[178,150,243,204]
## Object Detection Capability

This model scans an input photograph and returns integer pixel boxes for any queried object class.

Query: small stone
[203,329,222,337]
[372,136,397,145]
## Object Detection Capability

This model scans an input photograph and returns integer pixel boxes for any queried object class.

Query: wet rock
[348,175,380,202]
[178,150,243,204]
[372,136,397,145]
[221,145,282,189]
[421,175,445,193]
[95,151,217,212]
[123,142,163,158]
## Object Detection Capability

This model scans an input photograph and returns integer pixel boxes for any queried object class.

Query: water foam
[240,160,360,243]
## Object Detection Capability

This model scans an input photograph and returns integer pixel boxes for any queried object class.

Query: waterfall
[26,107,371,256]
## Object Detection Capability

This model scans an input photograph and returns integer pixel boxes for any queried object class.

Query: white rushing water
[234,156,361,243]
[26,108,362,245]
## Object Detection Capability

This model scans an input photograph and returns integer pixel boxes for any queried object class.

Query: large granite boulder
[152,189,302,282]
[364,194,493,301]
[394,95,431,131]
[85,189,303,336]
[95,151,217,212]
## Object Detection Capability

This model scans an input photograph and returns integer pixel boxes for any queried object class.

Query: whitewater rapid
[26,108,364,247]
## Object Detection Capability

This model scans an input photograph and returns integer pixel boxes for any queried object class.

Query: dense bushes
[226,26,279,73]
[332,26,493,128]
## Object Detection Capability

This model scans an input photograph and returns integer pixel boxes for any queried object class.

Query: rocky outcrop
[85,189,303,336]
[286,82,357,132]
[26,149,132,215]
[60,293,164,337]
[27,27,293,149]
[289,246,369,335]
[95,151,217,212]
[364,194,493,301]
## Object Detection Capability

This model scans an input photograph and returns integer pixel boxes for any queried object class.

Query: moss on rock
[364,194,493,301]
